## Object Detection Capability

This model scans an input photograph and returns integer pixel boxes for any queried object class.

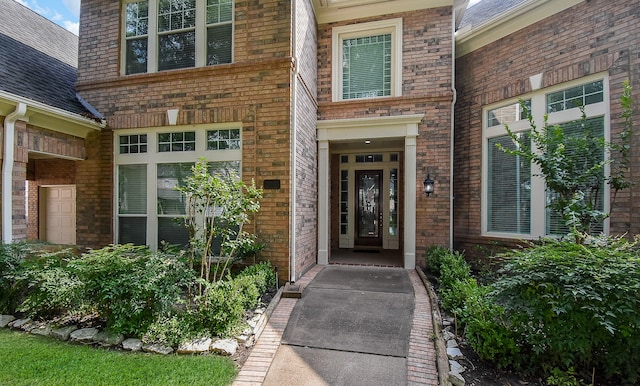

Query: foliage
[497,82,633,243]
[0,329,237,386]
[16,249,83,318]
[236,261,276,295]
[490,237,640,382]
[70,245,195,336]
[424,246,451,277]
[426,240,640,382]
[143,312,205,348]
[177,158,263,287]
[0,243,29,314]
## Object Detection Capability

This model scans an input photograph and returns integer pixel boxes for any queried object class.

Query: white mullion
[196,0,206,67]
[148,0,158,73]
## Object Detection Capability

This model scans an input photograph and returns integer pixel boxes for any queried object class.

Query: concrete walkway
[233,265,438,385]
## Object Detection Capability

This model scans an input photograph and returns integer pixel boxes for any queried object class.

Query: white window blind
[487,134,531,234]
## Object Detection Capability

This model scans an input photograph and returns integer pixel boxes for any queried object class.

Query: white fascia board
[313,0,452,24]
[456,0,584,58]
[317,114,423,141]
[0,91,105,138]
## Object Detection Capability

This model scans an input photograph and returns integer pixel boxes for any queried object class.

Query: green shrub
[491,237,640,382]
[70,245,195,336]
[236,261,276,294]
[16,249,83,318]
[0,243,28,314]
[143,312,205,347]
[424,246,451,277]
[195,279,246,337]
[462,284,522,370]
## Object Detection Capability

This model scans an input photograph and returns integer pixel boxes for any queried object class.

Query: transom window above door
[332,18,402,102]
[123,0,233,75]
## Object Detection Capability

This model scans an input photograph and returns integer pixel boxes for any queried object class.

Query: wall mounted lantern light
[423,174,435,196]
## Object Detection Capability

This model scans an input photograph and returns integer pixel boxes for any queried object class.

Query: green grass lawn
[0,329,237,385]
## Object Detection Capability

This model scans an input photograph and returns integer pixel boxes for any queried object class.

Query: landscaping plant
[0,242,29,314]
[497,80,633,243]
[70,244,196,336]
[177,158,262,287]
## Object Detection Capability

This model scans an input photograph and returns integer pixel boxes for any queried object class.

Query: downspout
[289,0,298,283]
[2,102,27,243]
[450,8,457,251]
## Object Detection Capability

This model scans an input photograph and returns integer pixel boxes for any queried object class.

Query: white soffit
[312,0,453,24]
[456,0,584,58]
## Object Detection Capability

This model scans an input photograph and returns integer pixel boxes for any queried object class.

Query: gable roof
[0,0,98,118]
[456,0,584,57]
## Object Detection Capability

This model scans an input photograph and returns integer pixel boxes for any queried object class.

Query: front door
[355,170,382,247]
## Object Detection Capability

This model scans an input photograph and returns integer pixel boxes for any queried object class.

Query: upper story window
[332,18,402,102]
[482,75,609,239]
[123,0,233,75]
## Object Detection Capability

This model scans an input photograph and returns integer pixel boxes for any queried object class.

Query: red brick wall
[317,7,454,264]
[76,0,296,282]
[453,0,640,258]
[292,0,318,279]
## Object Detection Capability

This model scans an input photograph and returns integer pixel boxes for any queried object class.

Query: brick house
[0,0,106,247]
[2,0,639,283]
[454,0,640,258]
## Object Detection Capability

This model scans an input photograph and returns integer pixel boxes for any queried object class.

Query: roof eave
[456,0,585,58]
[0,91,106,139]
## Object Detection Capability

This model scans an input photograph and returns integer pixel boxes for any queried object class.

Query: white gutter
[2,102,27,243]
[289,0,299,283]
[0,90,106,132]
[450,6,457,251]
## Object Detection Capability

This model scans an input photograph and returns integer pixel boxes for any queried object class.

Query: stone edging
[416,267,453,386]
[0,286,285,357]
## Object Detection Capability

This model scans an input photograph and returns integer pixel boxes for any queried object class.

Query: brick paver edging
[233,266,442,386]
[232,265,324,386]
[407,270,440,385]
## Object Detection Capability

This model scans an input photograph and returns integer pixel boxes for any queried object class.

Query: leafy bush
[0,243,28,314]
[236,261,276,295]
[424,246,451,277]
[16,249,83,318]
[194,279,246,337]
[143,312,205,347]
[70,245,195,336]
[490,237,640,382]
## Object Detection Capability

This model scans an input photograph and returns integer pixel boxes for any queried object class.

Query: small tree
[498,81,633,243]
[177,159,262,288]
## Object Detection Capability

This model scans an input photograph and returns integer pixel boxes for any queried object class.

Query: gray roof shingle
[0,0,94,117]
[459,0,529,31]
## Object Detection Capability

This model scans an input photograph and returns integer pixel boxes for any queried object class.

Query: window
[207,129,240,150]
[487,100,530,127]
[483,76,608,238]
[119,134,148,154]
[332,18,402,102]
[158,131,196,152]
[123,0,233,75]
[115,125,242,250]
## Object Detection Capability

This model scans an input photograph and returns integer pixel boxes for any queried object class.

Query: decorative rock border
[0,286,283,358]
[416,267,468,386]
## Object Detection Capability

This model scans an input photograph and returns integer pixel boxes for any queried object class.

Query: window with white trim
[332,18,402,102]
[115,125,241,250]
[483,76,608,239]
[123,0,233,75]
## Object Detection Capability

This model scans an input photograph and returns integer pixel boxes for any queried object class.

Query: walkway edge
[253,286,284,341]
[416,267,452,386]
